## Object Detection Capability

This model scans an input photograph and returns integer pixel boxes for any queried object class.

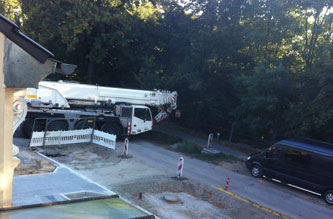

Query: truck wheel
[324,190,333,205]
[47,120,69,131]
[22,119,44,138]
[101,122,121,136]
[251,165,262,178]
[75,120,94,130]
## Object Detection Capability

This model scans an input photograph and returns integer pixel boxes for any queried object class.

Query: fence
[30,128,116,149]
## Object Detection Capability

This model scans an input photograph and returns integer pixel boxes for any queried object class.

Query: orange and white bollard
[124,138,129,157]
[224,177,230,191]
[177,157,184,178]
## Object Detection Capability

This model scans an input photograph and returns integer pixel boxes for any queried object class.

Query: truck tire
[101,122,121,136]
[75,120,94,130]
[22,118,44,138]
[47,120,69,131]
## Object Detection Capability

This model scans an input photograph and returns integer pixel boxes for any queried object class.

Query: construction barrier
[127,122,131,136]
[30,128,116,149]
[29,131,45,147]
[177,157,184,177]
[207,133,213,148]
[92,130,116,149]
[225,177,230,191]
[124,138,129,157]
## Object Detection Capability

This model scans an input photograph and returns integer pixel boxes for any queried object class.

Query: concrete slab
[12,166,115,207]
[1,198,151,219]
[201,148,221,154]
[7,138,155,218]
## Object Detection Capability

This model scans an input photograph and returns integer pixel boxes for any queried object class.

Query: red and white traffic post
[127,122,131,136]
[177,157,184,178]
[124,138,129,157]
[207,133,213,148]
[224,177,230,191]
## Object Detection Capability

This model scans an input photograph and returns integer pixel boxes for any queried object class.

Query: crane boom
[27,81,177,110]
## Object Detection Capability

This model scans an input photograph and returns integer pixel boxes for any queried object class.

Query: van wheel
[251,165,262,178]
[324,190,333,204]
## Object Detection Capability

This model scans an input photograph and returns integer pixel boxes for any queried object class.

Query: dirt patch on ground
[115,176,280,219]
[143,192,227,219]
[39,143,117,164]
[14,138,56,175]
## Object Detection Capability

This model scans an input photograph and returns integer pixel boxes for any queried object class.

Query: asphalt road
[128,139,333,219]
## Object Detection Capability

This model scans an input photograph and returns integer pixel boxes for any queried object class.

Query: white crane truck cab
[131,105,152,135]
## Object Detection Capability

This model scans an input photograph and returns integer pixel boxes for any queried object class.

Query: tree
[4,0,333,143]
[0,0,21,24]
[19,0,142,85]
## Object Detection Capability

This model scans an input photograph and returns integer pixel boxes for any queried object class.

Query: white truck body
[23,81,177,138]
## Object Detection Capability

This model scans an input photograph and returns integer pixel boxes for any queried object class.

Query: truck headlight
[247,156,251,160]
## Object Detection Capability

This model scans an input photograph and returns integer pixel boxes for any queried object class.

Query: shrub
[177,141,201,154]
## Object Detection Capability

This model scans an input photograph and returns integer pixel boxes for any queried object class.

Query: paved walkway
[153,126,248,160]
[9,154,152,218]
[13,164,114,207]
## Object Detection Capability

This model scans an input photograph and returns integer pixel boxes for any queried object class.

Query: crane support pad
[29,128,116,149]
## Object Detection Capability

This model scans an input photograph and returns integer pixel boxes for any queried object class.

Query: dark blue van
[246,138,333,204]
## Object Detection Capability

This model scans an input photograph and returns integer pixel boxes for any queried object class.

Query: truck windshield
[134,108,152,121]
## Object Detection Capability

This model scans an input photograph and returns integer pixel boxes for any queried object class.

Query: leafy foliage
[2,0,333,142]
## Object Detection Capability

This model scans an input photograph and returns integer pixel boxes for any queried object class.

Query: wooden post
[0,32,20,208]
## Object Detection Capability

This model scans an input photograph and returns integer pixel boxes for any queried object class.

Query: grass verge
[142,131,240,164]
[140,131,182,146]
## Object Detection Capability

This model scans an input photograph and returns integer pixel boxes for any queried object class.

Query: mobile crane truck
[21,81,177,138]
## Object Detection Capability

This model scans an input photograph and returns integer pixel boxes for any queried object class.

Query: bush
[199,152,240,163]
[141,131,182,145]
[177,141,201,154]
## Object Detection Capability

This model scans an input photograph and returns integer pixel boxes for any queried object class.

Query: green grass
[197,152,241,164]
[141,131,240,164]
[176,140,240,163]
[177,141,201,154]
[141,131,182,146]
